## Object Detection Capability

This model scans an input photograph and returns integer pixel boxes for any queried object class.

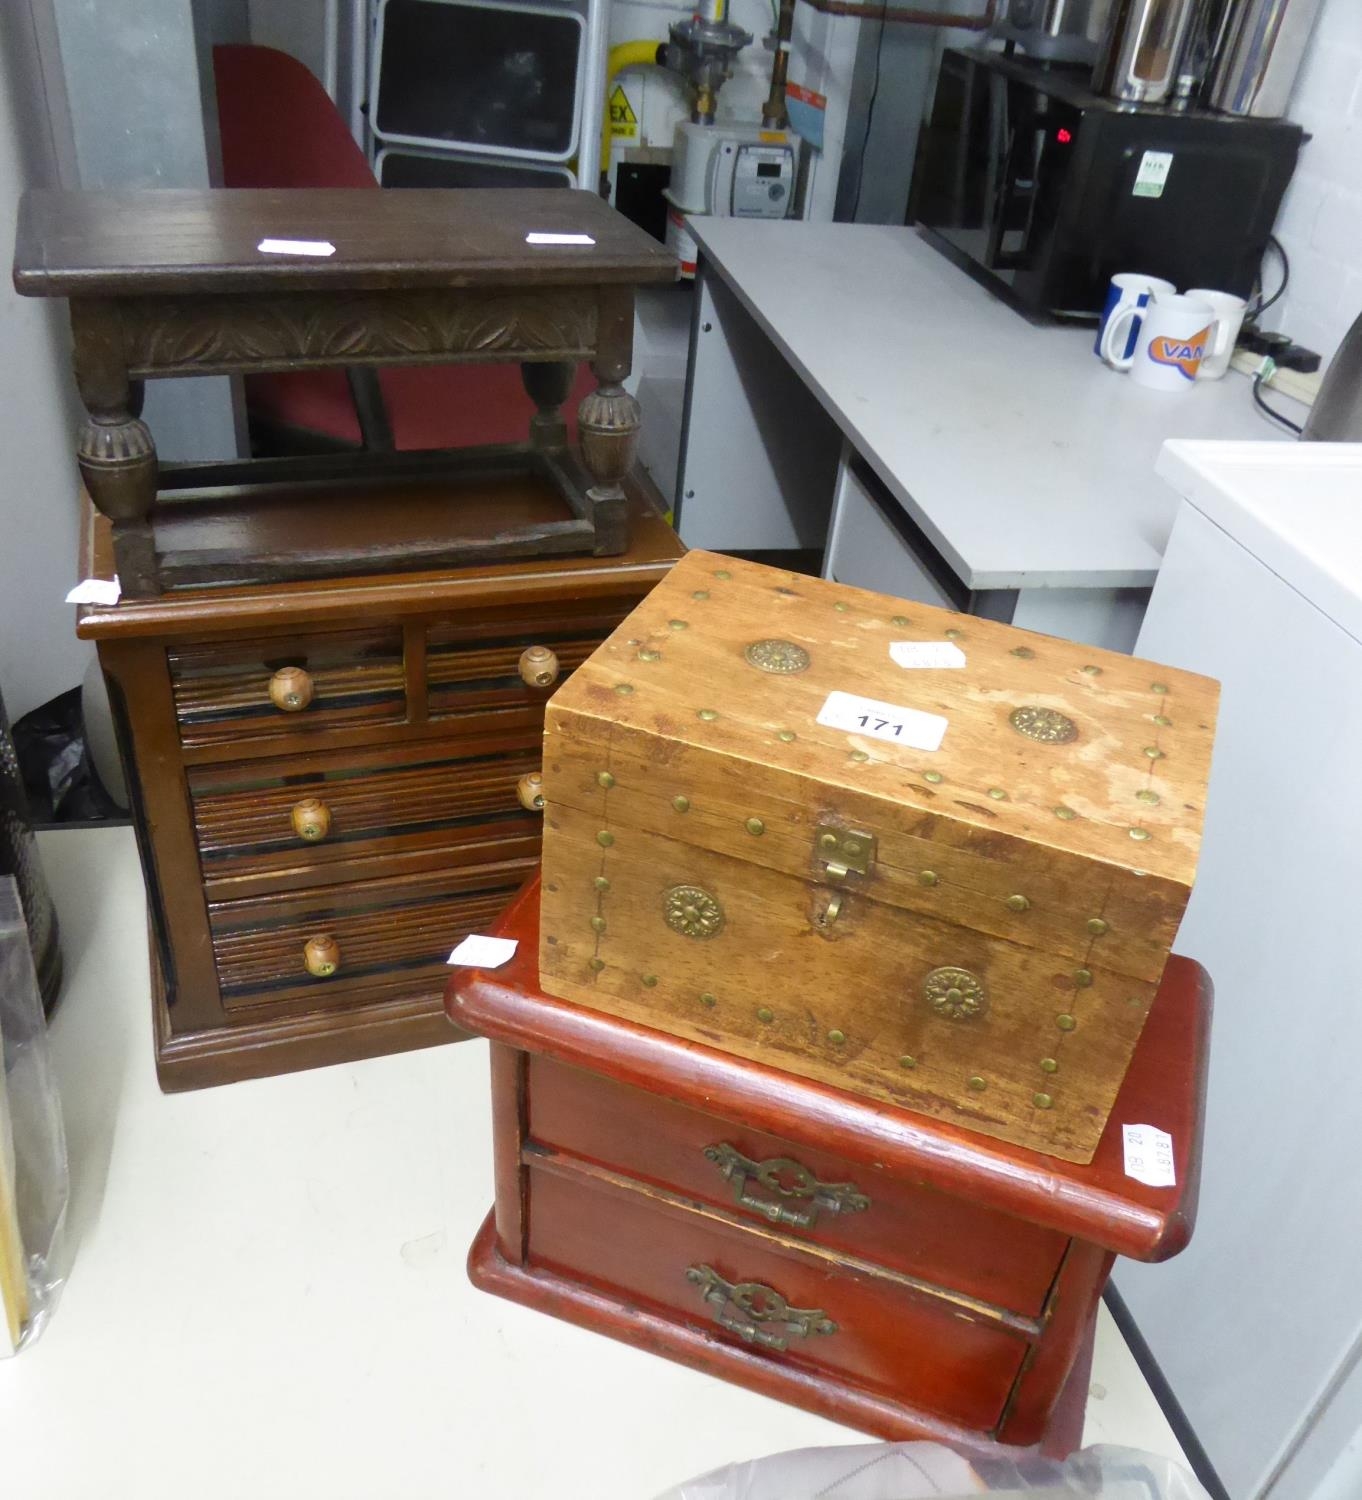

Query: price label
[447,934,518,969]
[1122,1124,1176,1187]
[889,640,967,670]
[816,690,947,752]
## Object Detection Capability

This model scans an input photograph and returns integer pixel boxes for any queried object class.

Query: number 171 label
[816,690,948,753]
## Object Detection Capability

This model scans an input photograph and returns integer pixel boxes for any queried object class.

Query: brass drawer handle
[685,1265,838,1351]
[519,645,560,689]
[269,665,314,712]
[303,934,340,978]
[290,797,332,842]
[516,771,545,812]
[704,1143,870,1229]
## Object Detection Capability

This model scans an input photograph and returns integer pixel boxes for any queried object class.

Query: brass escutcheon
[1010,705,1079,744]
[924,965,988,1021]
[662,884,724,939]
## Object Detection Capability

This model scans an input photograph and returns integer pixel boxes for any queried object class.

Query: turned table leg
[521,360,575,452]
[577,289,639,554]
[71,305,160,595]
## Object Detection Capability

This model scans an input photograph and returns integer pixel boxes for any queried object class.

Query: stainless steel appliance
[1207,0,1325,117]
[1092,0,1199,104]
[993,0,1116,63]
[908,47,1305,319]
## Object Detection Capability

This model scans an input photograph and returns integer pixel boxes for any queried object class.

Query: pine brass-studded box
[537,552,1218,1163]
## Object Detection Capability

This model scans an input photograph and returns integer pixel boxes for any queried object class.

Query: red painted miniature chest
[448,876,1209,1450]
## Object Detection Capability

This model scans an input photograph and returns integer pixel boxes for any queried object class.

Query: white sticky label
[66,576,121,605]
[889,640,967,670]
[1132,150,1173,199]
[1123,1124,1176,1187]
[525,232,595,246]
[257,237,336,257]
[447,935,518,968]
[817,690,947,752]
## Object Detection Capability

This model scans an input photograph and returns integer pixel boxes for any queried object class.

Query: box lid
[543,552,1218,981]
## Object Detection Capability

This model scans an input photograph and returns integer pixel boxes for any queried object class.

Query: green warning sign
[609,83,638,140]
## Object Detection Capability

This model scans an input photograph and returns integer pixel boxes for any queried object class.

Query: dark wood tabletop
[13,188,679,297]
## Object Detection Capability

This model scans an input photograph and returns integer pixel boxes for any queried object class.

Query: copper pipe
[763,0,797,127]
[798,0,995,25]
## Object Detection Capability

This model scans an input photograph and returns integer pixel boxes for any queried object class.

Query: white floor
[1,827,1190,1498]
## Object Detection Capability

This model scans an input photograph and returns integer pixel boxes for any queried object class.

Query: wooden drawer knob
[517,772,545,811]
[269,665,314,713]
[519,645,560,689]
[303,934,340,978]
[291,797,332,842]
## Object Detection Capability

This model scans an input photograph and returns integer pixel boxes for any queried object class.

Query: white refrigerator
[1116,440,1362,1500]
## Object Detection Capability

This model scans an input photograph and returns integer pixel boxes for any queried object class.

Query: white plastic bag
[652,1442,1211,1500]
[0,876,68,1354]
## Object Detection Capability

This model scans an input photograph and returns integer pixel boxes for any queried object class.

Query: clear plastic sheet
[0,876,68,1355]
[652,1442,1211,1500]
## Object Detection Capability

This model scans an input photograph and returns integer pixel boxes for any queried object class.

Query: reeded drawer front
[527,1163,1027,1430]
[190,738,542,879]
[426,605,629,721]
[170,627,405,749]
[527,1057,1064,1318]
[208,860,532,1011]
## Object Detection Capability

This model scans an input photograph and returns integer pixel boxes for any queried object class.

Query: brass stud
[637,648,661,662]
[714,568,732,580]
[1006,894,1031,912]
[589,957,605,971]
[1010,646,1035,659]
[1039,1057,1059,1074]
[671,795,690,813]
[1143,746,1165,760]
[850,750,870,763]
[1153,713,1173,727]
[1086,917,1109,936]
[1081,664,1102,675]
[827,1029,846,1046]
[669,619,688,631]
[1073,968,1093,987]
[597,771,615,789]
[692,589,710,600]
[1056,1013,1077,1031]
[1129,826,1152,841]
[596,830,614,848]
[778,730,797,743]
[757,1006,774,1023]
[923,770,943,784]
[590,916,606,933]
[987,787,1007,800]
[945,628,963,639]
[1034,1092,1054,1110]
[745,817,765,836]
[834,602,849,613]
[1151,682,1169,694]
[700,992,717,1007]
[593,876,610,891]
[1136,789,1160,805]
[614,683,635,695]
[919,870,939,887]
[967,1075,987,1092]
[641,973,658,987]
[1054,805,1077,820]
[697,708,718,721]
[818,832,839,851]
[899,1055,917,1070]
[891,615,910,627]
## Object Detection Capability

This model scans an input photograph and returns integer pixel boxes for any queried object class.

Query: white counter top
[691,220,1299,591]
[2,827,1190,1498]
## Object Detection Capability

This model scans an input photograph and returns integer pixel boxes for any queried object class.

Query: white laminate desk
[0,827,1193,1498]
[676,220,1301,651]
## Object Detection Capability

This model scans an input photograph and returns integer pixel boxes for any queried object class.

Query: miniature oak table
[14,188,677,595]
[448,875,1210,1449]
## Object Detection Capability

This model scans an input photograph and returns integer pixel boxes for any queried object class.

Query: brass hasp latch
[812,823,876,929]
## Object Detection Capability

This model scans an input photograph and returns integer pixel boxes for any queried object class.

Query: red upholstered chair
[212,43,592,451]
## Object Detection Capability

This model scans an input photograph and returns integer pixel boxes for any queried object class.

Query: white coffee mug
[1106,292,1217,392]
[1185,288,1247,380]
[1096,273,1175,367]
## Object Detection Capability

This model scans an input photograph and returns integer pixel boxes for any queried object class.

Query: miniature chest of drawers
[77,489,682,1088]
[449,876,1210,1448]
[537,551,1218,1163]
